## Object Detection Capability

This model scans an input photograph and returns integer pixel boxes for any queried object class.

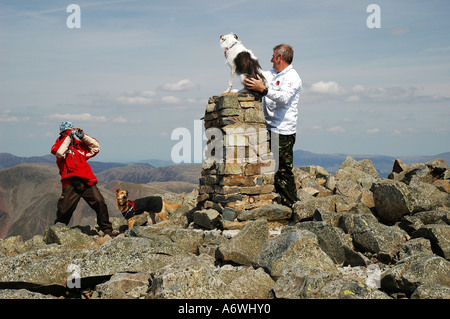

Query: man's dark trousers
[55,183,113,234]
[270,132,298,207]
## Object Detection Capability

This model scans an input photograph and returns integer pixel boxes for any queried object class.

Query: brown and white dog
[220,32,269,94]
[116,189,180,229]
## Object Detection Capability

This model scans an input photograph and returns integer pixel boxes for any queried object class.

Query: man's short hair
[273,44,294,64]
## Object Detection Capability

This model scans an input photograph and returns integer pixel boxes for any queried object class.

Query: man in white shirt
[244,44,302,207]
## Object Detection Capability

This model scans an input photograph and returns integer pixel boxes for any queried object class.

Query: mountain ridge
[2,151,449,178]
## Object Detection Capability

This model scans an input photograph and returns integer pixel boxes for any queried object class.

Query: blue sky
[0,0,449,163]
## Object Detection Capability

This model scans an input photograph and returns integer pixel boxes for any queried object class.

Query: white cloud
[113,116,128,123]
[46,113,107,122]
[352,85,366,93]
[159,79,199,91]
[328,126,346,133]
[117,96,155,105]
[309,81,344,95]
[389,27,410,35]
[367,128,380,134]
[0,110,30,122]
[117,90,157,105]
[161,96,182,104]
[345,95,360,102]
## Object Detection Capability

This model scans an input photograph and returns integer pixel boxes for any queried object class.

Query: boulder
[398,209,450,234]
[312,207,340,227]
[70,236,192,278]
[339,156,379,180]
[0,244,74,291]
[93,272,150,299]
[292,195,336,222]
[150,255,231,299]
[272,265,389,299]
[43,223,96,249]
[128,225,205,254]
[381,254,450,295]
[237,204,292,221]
[292,221,346,265]
[371,179,449,223]
[411,284,450,299]
[398,238,433,260]
[150,254,275,299]
[412,224,450,260]
[193,209,221,229]
[339,213,408,263]
[218,265,275,299]
[252,228,338,279]
[0,289,58,299]
[390,158,448,185]
[216,219,268,266]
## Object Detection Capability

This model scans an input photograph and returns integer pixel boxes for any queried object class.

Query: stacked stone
[198,93,277,219]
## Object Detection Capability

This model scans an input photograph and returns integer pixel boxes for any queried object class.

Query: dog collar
[122,200,136,219]
[225,42,237,58]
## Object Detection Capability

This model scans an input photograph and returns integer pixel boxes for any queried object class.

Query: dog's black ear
[234,34,238,40]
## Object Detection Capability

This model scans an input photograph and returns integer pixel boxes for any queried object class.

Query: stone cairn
[197,93,278,223]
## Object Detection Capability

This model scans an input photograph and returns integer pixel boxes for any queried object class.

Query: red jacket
[51,130,100,188]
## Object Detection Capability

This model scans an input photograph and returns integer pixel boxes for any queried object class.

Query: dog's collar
[118,199,134,212]
[225,42,238,58]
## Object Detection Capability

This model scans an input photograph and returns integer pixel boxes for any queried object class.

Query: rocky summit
[0,156,449,300]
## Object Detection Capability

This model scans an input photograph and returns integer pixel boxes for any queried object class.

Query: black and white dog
[220,33,269,94]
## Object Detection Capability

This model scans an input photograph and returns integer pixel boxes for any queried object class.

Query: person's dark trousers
[55,183,113,234]
[269,132,298,207]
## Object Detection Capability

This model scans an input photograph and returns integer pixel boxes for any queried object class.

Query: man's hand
[244,75,266,93]
[74,128,84,139]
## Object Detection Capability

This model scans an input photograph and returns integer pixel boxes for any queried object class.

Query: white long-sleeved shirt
[264,65,302,135]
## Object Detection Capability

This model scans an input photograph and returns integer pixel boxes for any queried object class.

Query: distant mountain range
[1,150,449,178]
[0,150,448,240]
[293,150,450,178]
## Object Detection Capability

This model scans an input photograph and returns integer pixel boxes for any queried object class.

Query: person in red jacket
[51,121,113,235]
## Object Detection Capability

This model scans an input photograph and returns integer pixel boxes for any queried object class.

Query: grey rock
[399,209,450,234]
[339,213,408,262]
[216,219,268,266]
[0,245,74,289]
[272,265,389,299]
[292,221,346,265]
[253,228,338,279]
[372,179,449,223]
[292,195,336,222]
[237,204,292,221]
[43,223,95,249]
[93,272,150,299]
[399,238,433,260]
[70,236,192,278]
[412,224,450,260]
[411,284,450,299]
[0,289,58,299]
[193,209,221,229]
[128,225,205,254]
[381,254,450,295]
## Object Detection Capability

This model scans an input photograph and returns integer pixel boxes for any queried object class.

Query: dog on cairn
[220,32,269,94]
